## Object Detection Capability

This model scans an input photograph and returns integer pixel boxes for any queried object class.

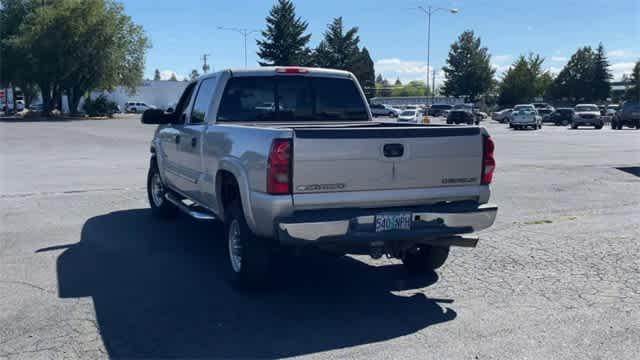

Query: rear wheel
[402,246,450,274]
[595,124,603,129]
[226,200,272,290]
[571,124,578,129]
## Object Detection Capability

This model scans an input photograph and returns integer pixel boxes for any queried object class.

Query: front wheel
[147,160,178,219]
[402,246,450,274]
[226,200,273,290]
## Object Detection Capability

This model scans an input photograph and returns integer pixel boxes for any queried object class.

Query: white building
[86,80,189,111]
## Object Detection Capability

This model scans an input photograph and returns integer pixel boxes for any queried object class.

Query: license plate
[375,213,412,232]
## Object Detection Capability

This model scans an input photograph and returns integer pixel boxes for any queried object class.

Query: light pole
[416,5,458,104]
[217,27,260,68]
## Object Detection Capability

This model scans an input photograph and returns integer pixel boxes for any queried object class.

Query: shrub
[83,95,118,117]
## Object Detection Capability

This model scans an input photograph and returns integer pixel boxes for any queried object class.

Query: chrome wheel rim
[228,220,242,273]
[151,173,165,206]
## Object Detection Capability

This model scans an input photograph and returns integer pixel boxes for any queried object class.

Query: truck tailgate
[292,126,484,200]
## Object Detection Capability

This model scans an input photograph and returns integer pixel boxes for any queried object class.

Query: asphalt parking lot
[1,116,639,359]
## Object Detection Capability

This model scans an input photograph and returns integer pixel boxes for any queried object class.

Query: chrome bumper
[277,203,498,245]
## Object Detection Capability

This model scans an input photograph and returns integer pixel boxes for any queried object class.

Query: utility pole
[217,27,260,68]
[431,69,436,104]
[416,6,459,98]
[201,54,211,74]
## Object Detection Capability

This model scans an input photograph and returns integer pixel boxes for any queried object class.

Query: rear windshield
[400,110,416,116]
[217,76,368,122]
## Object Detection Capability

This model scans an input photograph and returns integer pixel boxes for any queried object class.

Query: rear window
[575,105,598,112]
[431,104,452,110]
[622,103,640,112]
[217,76,368,122]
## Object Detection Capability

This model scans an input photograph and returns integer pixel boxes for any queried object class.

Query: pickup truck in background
[141,67,498,289]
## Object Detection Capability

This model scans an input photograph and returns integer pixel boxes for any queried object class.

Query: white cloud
[610,62,636,80]
[491,54,513,75]
[375,58,445,85]
[551,56,567,62]
[608,49,637,59]
[159,70,187,81]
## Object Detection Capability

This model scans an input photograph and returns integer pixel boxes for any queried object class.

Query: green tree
[498,53,552,106]
[0,0,40,108]
[442,30,495,101]
[4,0,150,114]
[547,46,609,102]
[169,73,178,81]
[189,69,200,81]
[256,0,312,66]
[374,74,392,97]
[313,18,375,97]
[593,43,612,101]
[154,69,161,81]
[625,60,640,101]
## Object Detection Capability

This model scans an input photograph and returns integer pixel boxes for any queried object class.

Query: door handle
[175,135,180,144]
[191,137,197,147]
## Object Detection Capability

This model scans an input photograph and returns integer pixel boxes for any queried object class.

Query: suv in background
[428,104,453,116]
[370,103,398,117]
[611,102,640,130]
[447,104,478,125]
[572,104,603,129]
[550,108,574,126]
[125,101,155,113]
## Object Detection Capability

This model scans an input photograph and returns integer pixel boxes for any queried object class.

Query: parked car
[538,108,555,123]
[28,103,44,112]
[397,109,421,122]
[125,101,155,113]
[141,67,498,289]
[370,103,399,117]
[605,104,620,116]
[447,104,478,125]
[549,108,574,126]
[533,102,552,110]
[15,99,25,111]
[611,101,640,130]
[428,104,453,116]
[572,104,603,129]
[510,104,542,130]
[493,108,512,123]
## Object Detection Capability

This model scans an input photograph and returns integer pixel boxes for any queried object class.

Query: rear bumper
[276,202,497,247]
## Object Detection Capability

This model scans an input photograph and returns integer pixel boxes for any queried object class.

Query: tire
[147,160,178,219]
[595,124,603,130]
[561,119,569,126]
[611,121,617,129]
[225,200,272,290]
[636,123,640,130]
[402,246,450,274]
[571,124,578,129]
[538,123,542,129]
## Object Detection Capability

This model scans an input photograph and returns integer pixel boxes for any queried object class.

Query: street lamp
[217,26,260,68]
[415,5,459,103]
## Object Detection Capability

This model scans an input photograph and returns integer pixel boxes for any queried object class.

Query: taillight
[267,139,292,194]
[482,135,495,185]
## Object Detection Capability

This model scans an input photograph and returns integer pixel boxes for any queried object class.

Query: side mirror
[141,109,174,125]
[166,107,174,113]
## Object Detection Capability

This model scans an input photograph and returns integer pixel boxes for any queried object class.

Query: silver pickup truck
[142,67,498,289]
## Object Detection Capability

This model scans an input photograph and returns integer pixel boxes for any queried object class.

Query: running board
[165,193,216,221]
[419,235,479,248]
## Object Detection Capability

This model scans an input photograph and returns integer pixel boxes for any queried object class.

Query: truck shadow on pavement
[52,209,456,358]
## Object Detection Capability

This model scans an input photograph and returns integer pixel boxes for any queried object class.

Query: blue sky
[121,0,639,84]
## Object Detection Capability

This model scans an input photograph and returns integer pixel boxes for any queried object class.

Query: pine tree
[153,69,161,81]
[169,73,177,81]
[442,30,495,101]
[256,0,312,66]
[314,17,360,69]
[351,47,375,98]
[548,46,597,102]
[592,43,612,101]
[625,60,640,101]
